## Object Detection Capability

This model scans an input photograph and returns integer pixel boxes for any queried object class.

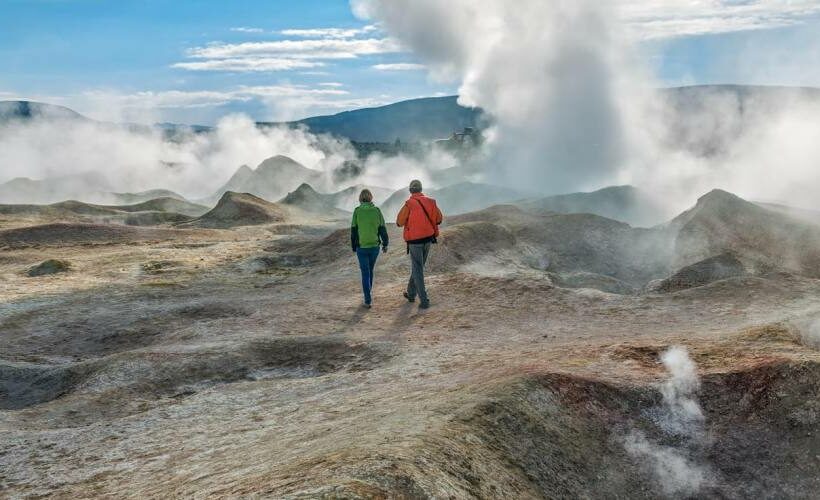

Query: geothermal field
[3,1,820,498]
[2,147,820,498]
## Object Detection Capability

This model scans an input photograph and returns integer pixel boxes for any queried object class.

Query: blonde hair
[359,189,373,203]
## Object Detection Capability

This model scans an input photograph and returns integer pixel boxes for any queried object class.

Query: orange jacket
[396,193,443,242]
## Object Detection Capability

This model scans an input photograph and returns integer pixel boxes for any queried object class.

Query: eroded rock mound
[110,197,208,217]
[429,221,517,270]
[649,252,746,293]
[672,189,820,277]
[27,259,71,277]
[0,197,204,226]
[280,184,349,218]
[208,155,324,204]
[188,191,288,228]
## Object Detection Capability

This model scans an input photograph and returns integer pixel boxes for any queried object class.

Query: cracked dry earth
[1,220,819,499]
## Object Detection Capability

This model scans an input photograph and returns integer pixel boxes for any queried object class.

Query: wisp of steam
[623,345,712,496]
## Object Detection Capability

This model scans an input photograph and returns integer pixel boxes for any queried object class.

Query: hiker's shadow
[330,306,369,336]
[384,302,420,341]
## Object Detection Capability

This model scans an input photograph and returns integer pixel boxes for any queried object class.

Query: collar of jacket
[409,192,425,198]
[360,202,374,206]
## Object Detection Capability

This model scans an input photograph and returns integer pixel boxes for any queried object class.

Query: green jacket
[351,202,389,250]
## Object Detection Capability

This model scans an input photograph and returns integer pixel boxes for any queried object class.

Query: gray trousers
[407,242,431,302]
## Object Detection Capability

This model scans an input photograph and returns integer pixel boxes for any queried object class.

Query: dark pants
[356,247,380,304]
[406,242,431,303]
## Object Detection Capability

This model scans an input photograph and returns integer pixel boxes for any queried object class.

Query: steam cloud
[354,0,820,211]
[802,318,820,348]
[0,110,460,203]
[623,346,712,496]
[352,0,640,195]
[0,113,352,200]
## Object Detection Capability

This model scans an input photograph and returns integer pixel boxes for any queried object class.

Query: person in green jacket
[351,189,389,308]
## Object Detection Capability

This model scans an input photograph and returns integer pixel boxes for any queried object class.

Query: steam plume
[353,0,642,194]
[354,0,820,212]
[0,113,352,200]
[623,346,712,496]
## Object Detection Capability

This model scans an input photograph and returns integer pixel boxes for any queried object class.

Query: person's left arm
[350,209,360,251]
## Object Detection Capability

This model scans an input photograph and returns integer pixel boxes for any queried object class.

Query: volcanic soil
[1,190,819,499]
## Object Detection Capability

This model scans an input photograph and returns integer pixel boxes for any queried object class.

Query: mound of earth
[279,183,349,218]
[48,200,121,216]
[207,155,324,204]
[106,197,207,217]
[648,252,747,293]
[123,212,193,226]
[444,206,672,285]
[0,201,111,219]
[0,223,182,249]
[519,185,670,227]
[0,197,202,226]
[272,189,820,293]
[186,192,289,228]
[671,189,820,277]
[274,203,673,289]
[103,189,187,205]
[26,259,71,277]
[428,221,518,270]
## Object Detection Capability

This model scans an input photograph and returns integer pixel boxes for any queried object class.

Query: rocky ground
[1,191,819,499]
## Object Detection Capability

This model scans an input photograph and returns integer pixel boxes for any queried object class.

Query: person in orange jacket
[396,179,443,309]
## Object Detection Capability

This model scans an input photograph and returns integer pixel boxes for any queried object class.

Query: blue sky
[2,0,819,125]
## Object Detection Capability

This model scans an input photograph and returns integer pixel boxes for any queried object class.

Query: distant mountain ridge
[0,101,90,123]
[5,85,820,144]
[280,96,483,142]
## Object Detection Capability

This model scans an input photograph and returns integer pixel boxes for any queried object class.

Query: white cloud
[175,36,402,73]
[319,82,345,87]
[172,58,324,72]
[280,25,378,38]
[372,63,425,71]
[618,0,820,40]
[230,27,265,34]
[186,38,400,60]
[72,85,387,122]
[87,85,350,109]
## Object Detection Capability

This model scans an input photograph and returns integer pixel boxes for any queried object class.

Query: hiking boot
[419,300,430,309]
[403,292,415,303]
[362,302,372,309]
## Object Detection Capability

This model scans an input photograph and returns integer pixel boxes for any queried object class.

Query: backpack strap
[415,198,436,231]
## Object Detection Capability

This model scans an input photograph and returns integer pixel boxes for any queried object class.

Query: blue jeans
[356,247,380,304]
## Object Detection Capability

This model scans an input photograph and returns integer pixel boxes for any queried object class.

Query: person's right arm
[396,203,410,227]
